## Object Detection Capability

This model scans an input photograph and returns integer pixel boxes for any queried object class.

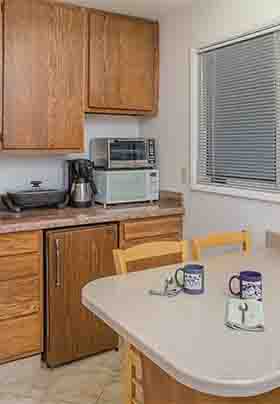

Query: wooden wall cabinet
[86,10,159,116]
[0,231,43,364]
[0,1,160,150]
[45,224,118,367]
[2,0,85,152]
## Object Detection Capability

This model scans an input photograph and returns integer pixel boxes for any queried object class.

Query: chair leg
[121,343,143,404]
[121,343,134,404]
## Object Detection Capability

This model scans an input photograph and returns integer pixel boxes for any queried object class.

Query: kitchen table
[82,249,280,402]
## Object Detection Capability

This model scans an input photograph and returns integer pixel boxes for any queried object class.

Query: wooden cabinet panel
[4,0,50,149]
[88,12,121,109]
[87,10,159,115]
[0,231,43,364]
[0,314,41,364]
[119,216,184,271]
[0,231,41,257]
[0,254,40,281]
[0,276,40,321]
[119,18,155,110]
[121,216,183,242]
[3,0,85,151]
[0,0,3,148]
[46,225,118,367]
[47,3,85,150]
[46,232,73,366]
[121,233,182,250]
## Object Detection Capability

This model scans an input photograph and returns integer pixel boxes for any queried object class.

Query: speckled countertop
[83,250,280,397]
[0,197,185,234]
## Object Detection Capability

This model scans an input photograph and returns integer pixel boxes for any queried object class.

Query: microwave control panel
[149,171,160,200]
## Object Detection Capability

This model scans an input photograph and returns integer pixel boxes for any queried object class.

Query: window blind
[198,31,280,193]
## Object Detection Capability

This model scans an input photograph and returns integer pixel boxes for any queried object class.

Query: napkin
[225,298,264,332]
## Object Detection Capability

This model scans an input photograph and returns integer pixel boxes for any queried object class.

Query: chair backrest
[191,230,251,261]
[113,240,188,275]
[266,231,280,249]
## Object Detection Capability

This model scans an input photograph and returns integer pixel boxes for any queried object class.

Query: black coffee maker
[67,159,97,208]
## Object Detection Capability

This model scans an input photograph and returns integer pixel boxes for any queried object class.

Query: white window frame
[190,23,280,204]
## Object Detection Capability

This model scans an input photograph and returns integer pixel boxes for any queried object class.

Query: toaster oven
[91,138,156,170]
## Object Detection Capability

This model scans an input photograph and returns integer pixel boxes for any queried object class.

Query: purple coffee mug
[175,264,204,295]
[229,271,262,301]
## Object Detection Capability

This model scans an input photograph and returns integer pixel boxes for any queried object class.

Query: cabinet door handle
[107,227,117,241]
[55,239,62,288]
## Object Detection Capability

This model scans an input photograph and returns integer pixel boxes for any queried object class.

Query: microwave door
[109,140,148,168]
[108,171,148,203]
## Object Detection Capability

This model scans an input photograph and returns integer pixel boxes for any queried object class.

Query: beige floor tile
[0,351,121,404]
[97,380,122,404]
[0,393,35,404]
[63,351,121,375]
[40,400,79,404]
[44,370,109,403]
[0,356,52,400]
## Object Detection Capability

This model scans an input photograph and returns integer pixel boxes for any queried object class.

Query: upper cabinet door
[87,11,159,115]
[119,17,157,111]
[88,13,122,110]
[47,3,85,150]
[4,0,50,149]
[3,0,85,151]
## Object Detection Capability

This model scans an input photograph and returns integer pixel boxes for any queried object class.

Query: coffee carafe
[67,159,97,208]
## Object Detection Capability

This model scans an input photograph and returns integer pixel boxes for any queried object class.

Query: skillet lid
[8,181,64,196]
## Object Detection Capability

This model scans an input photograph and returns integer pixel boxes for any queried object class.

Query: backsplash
[0,115,139,193]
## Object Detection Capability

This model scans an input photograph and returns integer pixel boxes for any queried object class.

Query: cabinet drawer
[0,253,41,282]
[0,314,41,363]
[0,276,40,321]
[0,231,41,257]
[120,233,182,249]
[121,216,183,242]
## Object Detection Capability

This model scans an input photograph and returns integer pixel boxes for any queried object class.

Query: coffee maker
[67,159,97,208]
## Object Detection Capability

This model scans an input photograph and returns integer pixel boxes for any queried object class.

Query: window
[191,26,280,202]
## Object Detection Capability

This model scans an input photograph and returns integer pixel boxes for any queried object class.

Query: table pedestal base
[141,354,280,404]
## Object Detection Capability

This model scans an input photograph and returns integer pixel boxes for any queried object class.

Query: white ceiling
[62,0,191,19]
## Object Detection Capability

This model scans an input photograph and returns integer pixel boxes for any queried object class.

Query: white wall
[140,0,280,248]
[0,115,139,193]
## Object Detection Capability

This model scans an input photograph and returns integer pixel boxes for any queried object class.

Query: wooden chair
[191,230,251,261]
[113,240,188,275]
[113,240,188,404]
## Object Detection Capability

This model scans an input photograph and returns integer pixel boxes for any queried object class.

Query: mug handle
[229,275,241,296]
[175,268,185,287]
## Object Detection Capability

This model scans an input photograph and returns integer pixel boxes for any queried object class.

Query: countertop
[0,197,184,234]
[82,249,280,398]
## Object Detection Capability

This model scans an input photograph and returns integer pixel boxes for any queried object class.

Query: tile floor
[0,351,121,404]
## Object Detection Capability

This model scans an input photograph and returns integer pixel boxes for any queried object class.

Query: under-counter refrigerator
[44,224,118,367]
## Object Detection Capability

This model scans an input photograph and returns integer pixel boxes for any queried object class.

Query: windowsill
[191,183,280,204]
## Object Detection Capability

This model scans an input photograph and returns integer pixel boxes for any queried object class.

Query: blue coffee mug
[175,264,204,295]
[229,271,262,301]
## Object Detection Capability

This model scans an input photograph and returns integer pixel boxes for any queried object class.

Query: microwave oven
[94,169,159,207]
[91,138,156,170]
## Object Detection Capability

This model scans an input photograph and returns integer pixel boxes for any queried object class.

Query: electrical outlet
[181,167,187,185]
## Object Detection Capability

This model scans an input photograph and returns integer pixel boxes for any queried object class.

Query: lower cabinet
[45,224,118,367]
[0,231,43,364]
[0,216,183,366]
[119,215,184,272]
